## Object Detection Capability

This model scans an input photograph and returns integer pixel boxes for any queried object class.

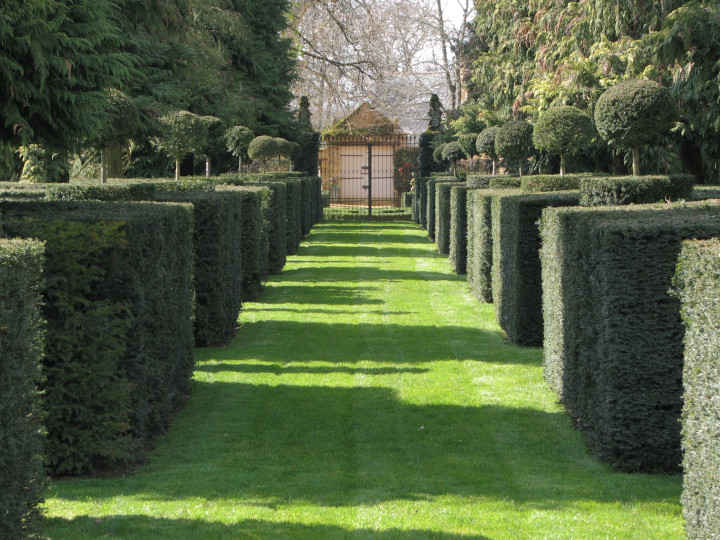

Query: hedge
[467,174,493,188]
[674,239,720,538]
[435,181,460,255]
[466,188,519,303]
[488,176,521,188]
[1,200,195,475]
[45,183,157,201]
[402,191,414,211]
[157,191,244,346]
[414,177,430,226]
[579,174,695,206]
[540,202,720,472]
[238,181,287,274]
[0,239,46,538]
[492,191,580,346]
[521,173,596,193]
[426,177,457,240]
[448,185,473,274]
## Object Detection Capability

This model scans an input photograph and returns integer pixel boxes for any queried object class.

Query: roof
[323,103,406,137]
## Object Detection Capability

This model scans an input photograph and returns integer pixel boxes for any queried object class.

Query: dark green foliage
[157,191,244,347]
[442,142,464,176]
[45,183,157,202]
[449,185,472,274]
[414,177,430,226]
[489,176,521,188]
[300,177,313,236]
[467,175,493,187]
[521,173,596,193]
[579,174,695,206]
[435,182,460,255]
[418,132,436,178]
[296,132,321,177]
[402,191,414,210]
[433,143,448,169]
[457,133,478,157]
[674,239,720,538]
[594,79,675,151]
[1,200,195,474]
[426,177,457,241]
[492,192,580,346]
[0,239,46,538]
[476,127,499,159]
[495,121,534,174]
[540,203,720,472]
[248,135,278,169]
[283,179,302,254]
[238,182,287,274]
[532,106,594,175]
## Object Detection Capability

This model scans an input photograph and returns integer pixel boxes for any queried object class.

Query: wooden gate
[320,135,418,213]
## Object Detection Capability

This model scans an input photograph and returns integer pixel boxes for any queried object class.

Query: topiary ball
[433,143,448,164]
[248,135,279,161]
[442,141,464,163]
[532,106,593,155]
[495,120,534,160]
[594,79,675,149]
[476,127,500,159]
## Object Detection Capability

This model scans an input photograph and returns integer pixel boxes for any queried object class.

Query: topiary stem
[101,147,108,184]
[492,159,496,176]
[560,153,566,176]
[175,159,181,181]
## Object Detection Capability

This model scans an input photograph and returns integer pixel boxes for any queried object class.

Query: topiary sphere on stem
[476,127,500,175]
[532,106,594,176]
[495,120,534,176]
[594,79,675,176]
[441,141,464,177]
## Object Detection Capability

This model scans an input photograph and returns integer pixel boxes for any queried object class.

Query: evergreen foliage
[532,107,594,175]
[225,126,254,172]
[418,132,436,178]
[441,142,464,177]
[579,174,696,206]
[449,185,473,274]
[248,135,279,171]
[495,121,534,176]
[476,127,500,175]
[153,111,208,180]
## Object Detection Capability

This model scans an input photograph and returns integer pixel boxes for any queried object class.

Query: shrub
[433,143,449,170]
[467,174,493,188]
[426,177,457,241]
[418,132,436,178]
[97,89,138,183]
[0,239,46,537]
[521,173,597,193]
[414,177,430,226]
[674,239,720,539]
[457,133,478,158]
[488,176,521,188]
[442,142,464,177]
[295,131,321,177]
[157,191,244,346]
[579,174,695,206]
[435,182,459,255]
[225,126,254,173]
[299,176,313,236]
[248,135,278,171]
[495,120,534,176]
[153,111,208,181]
[236,181,287,274]
[532,106,594,176]
[540,202,720,472]
[1,200,195,474]
[476,127,500,175]
[594,79,676,176]
[45,183,157,202]
[449,185,473,274]
[401,191,414,210]
[492,191,580,346]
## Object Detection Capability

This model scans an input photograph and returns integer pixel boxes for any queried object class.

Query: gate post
[367,143,373,217]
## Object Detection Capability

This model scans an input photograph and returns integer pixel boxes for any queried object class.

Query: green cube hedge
[45,183,157,201]
[0,239,46,537]
[579,174,695,206]
[435,182,461,255]
[674,239,720,538]
[492,191,580,346]
[449,185,472,274]
[426,177,457,241]
[521,173,596,193]
[414,177,430,227]
[540,202,720,472]
[1,200,195,474]
[489,176,521,189]
[239,182,287,274]
[158,191,244,346]
[466,189,519,303]
[467,174,494,188]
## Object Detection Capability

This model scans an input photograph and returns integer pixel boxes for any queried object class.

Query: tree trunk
[107,143,123,179]
[100,147,108,184]
[206,155,211,177]
[492,159,496,176]
[560,153,566,176]
[238,155,242,174]
[518,159,523,177]
[175,159,181,181]
[632,147,641,176]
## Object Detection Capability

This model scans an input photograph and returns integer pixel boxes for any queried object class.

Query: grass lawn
[42,221,683,539]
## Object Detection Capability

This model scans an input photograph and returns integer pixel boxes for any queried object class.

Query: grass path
[43,222,683,539]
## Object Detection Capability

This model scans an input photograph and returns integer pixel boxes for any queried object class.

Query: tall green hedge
[466,189,519,303]
[579,174,695,206]
[1,200,195,475]
[157,191,244,346]
[299,176,313,236]
[418,132,436,179]
[414,177,430,227]
[0,239,46,538]
[492,191,580,346]
[45,183,157,201]
[467,174,493,187]
[239,182,287,274]
[488,176,521,188]
[520,173,596,193]
[540,202,720,472]
[435,182,461,255]
[426,177,457,241]
[449,185,472,274]
[674,239,720,538]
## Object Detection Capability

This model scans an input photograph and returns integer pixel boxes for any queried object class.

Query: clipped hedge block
[675,239,720,539]
[426,177,457,241]
[579,174,695,206]
[449,185,472,274]
[414,177,430,227]
[1,200,195,474]
[0,239,46,537]
[45,183,157,201]
[521,173,596,193]
[467,175,493,188]
[158,191,244,346]
[492,191,580,346]
[540,202,720,472]
[435,182,460,255]
[239,182,287,274]
[489,176,521,188]
[402,191,414,210]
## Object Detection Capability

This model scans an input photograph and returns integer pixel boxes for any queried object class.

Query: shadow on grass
[304,245,425,258]
[242,307,414,316]
[221,320,526,365]
[45,515,491,539]
[277,266,463,283]
[53,383,680,509]
[197,364,430,376]
[264,285,384,305]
